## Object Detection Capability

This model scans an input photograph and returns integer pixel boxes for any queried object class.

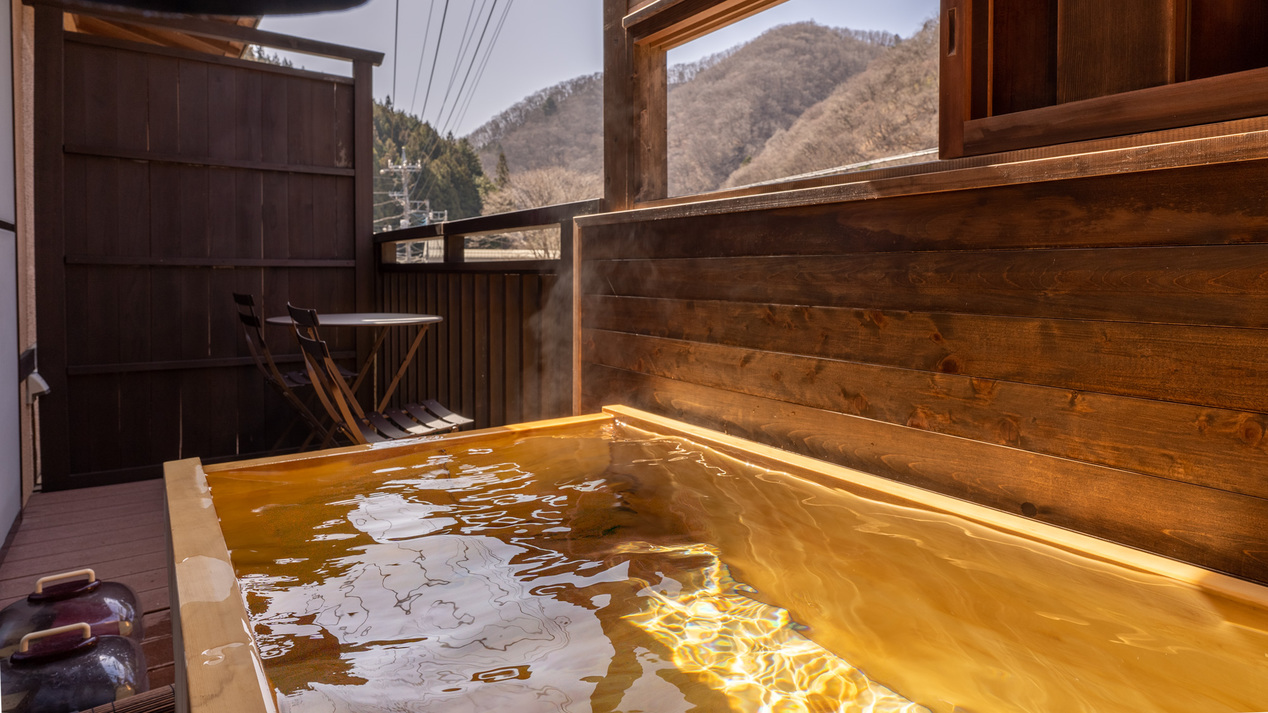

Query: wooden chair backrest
[295,332,370,445]
[286,303,323,341]
[234,293,333,444]
[233,293,287,389]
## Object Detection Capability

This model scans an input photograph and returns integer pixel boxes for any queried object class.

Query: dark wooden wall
[35,12,372,490]
[376,270,572,429]
[577,144,1268,585]
[943,0,1268,156]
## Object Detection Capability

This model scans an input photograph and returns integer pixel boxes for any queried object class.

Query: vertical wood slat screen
[35,22,368,490]
[374,271,572,430]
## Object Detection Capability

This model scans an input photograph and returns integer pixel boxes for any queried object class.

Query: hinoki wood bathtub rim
[165,405,1268,712]
[603,405,1268,611]
[165,412,617,713]
[165,455,276,713]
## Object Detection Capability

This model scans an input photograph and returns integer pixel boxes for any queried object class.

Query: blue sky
[261,0,938,137]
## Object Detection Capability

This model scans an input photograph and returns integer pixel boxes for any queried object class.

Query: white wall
[0,0,18,540]
[1,226,16,539]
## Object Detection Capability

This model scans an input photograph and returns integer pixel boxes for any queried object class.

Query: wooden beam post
[604,0,634,211]
[33,4,68,489]
[634,44,667,202]
[939,0,970,159]
[604,0,667,210]
[352,59,375,369]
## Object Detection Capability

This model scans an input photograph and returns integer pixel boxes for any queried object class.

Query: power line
[409,0,492,194]
[418,0,498,155]
[433,0,488,127]
[439,0,500,135]
[416,0,511,203]
[455,0,513,131]
[408,0,437,115]
[451,0,513,136]
[391,0,400,102]
[417,0,451,121]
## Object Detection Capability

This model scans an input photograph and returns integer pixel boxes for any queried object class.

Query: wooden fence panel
[36,27,368,490]
[374,270,566,431]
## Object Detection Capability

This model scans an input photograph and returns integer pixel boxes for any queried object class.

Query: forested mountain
[373,99,487,231]
[666,23,894,194]
[466,18,937,203]
[723,19,939,188]
[467,73,605,179]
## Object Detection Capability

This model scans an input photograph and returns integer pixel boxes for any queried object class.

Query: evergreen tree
[244,45,294,67]
[495,150,511,188]
[373,99,486,231]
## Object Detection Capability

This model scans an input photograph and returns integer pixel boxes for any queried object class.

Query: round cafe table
[266,312,442,411]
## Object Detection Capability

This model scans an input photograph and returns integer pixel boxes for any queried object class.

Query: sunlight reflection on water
[208,424,1268,713]
[217,431,929,712]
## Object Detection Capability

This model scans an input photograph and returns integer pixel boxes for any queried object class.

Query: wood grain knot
[1020,502,1038,517]
[938,356,961,374]
[996,418,1021,446]
[969,378,998,398]
[852,394,870,415]
[907,409,931,430]
[864,310,887,328]
[1239,418,1264,447]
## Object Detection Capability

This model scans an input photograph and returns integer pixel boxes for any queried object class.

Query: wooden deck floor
[0,479,175,689]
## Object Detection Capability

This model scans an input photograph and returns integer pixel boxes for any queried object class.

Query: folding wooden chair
[295,331,463,444]
[285,303,358,382]
[233,293,333,449]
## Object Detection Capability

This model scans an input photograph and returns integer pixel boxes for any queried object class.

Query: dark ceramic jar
[0,570,143,658]
[0,623,148,713]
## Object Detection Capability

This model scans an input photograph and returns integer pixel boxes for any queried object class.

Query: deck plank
[149,664,176,689]
[0,551,168,597]
[16,498,165,532]
[0,535,167,579]
[0,481,174,686]
[7,516,167,552]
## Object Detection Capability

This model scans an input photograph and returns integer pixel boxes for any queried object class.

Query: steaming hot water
[205,420,1268,713]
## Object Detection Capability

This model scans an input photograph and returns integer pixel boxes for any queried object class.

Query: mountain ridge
[468,19,937,198]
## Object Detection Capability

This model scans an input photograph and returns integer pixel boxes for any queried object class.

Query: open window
[939,0,1268,157]
[606,0,939,207]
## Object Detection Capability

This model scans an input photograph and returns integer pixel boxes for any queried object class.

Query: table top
[265,312,444,327]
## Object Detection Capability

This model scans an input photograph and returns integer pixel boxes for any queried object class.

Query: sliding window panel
[1056,0,1181,103]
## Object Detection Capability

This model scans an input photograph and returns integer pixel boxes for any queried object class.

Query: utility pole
[377,148,451,263]
[378,148,448,228]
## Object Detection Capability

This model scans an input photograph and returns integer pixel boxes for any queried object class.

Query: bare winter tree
[465,19,933,199]
[666,22,892,195]
[723,19,939,189]
[479,167,601,259]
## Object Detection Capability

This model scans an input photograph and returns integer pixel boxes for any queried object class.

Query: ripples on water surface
[207,422,1268,713]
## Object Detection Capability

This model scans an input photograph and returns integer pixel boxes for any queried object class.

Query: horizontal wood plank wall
[375,271,570,429]
[38,30,360,490]
[577,156,1268,585]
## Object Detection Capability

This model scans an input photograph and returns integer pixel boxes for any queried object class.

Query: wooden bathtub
[165,405,1268,713]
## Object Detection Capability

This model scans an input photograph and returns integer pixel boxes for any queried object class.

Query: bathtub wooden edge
[164,457,278,713]
[602,404,1268,610]
[202,413,617,473]
[165,413,619,710]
